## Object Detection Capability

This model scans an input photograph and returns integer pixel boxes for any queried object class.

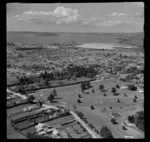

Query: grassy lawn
[28,78,144,138]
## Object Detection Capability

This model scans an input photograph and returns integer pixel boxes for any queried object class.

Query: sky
[7,2,144,33]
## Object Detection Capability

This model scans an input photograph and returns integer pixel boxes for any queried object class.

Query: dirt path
[7,88,27,99]
[70,110,101,138]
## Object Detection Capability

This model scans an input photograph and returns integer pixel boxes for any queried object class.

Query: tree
[85,81,91,89]
[109,106,112,109]
[44,78,49,87]
[122,126,127,130]
[77,99,82,103]
[128,84,137,91]
[104,93,107,96]
[99,84,104,91]
[111,87,116,94]
[48,93,54,103]
[128,111,144,132]
[81,82,85,93]
[91,105,95,110]
[100,126,114,138]
[92,89,95,93]
[72,104,77,109]
[124,93,127,97]
[52,88,57,96]
[116,84,120,88]
[27,132,51,139]
[17,85,26,94]
[117,99,120,103]
[78,94,82,98]
[128,115,135,123]
[111,118,118,125]
[135,111,144,132]
[114,93,119,96]
[37,99,44,106]
[27,95,35,103]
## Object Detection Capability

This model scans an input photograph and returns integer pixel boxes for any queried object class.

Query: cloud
[15,6,81,25]
[111,12,125,16]
[133,2,144,7]
[15,6,144,27]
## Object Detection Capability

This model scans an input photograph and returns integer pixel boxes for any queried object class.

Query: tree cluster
[16,64,97,93]
[128,111,144,132]
[100,126,114,138]
[127,84,137,91]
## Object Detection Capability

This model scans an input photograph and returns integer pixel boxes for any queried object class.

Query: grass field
[27,78,144,138]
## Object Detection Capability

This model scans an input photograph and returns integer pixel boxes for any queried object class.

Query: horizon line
[7,30,144,34]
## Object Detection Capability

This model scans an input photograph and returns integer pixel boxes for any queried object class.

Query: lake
[7,32,123,44]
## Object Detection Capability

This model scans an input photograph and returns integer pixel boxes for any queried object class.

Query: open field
[27,78,144,138]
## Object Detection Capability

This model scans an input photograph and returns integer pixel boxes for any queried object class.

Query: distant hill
[7,31,59,36]
[117,33,144,48]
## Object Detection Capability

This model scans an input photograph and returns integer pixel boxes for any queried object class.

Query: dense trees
[67,64,97,78]
[128,111,144,132]
[16,64,97,93]
[27,132,51,139]
[100,126,114,138]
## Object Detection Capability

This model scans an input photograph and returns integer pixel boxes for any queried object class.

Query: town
[7,37,144,138]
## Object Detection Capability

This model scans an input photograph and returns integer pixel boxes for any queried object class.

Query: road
[70,110,101,138]
[7,88,27,99]
[7,88,59,109]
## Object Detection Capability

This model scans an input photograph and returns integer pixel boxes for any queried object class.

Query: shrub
[78,94,82,98]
